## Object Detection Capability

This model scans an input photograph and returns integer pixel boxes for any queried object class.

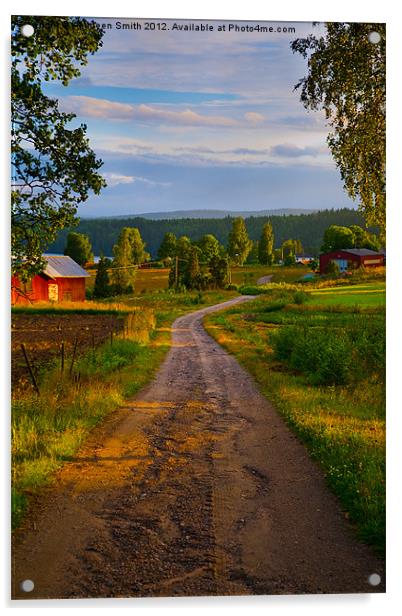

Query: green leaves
[292,23,385,236]
[11,16,106,279]
[227,217,252,265]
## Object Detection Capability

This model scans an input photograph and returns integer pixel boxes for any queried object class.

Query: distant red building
[12,255,90,305]
[319,249,385,275]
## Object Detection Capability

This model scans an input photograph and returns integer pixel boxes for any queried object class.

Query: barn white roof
[43,255,90,279]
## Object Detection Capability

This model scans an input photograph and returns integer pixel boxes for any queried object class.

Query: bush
[293,290,309,305]
[225,283,238,291]
[272,326,356,385]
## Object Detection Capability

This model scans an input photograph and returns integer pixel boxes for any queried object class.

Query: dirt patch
[12,296,384,599]
[11,313,125,390]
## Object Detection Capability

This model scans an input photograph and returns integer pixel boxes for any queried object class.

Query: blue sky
[45,18,356,217]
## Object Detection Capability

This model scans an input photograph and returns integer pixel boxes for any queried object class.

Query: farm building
[319,248,385,274]
[12,255,90,305]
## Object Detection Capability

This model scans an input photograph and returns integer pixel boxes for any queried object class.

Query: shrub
[272,326,353,385]
[225,283,238,291]
[293,290,309,305]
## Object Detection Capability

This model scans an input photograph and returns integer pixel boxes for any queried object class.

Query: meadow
[203,281,385,554]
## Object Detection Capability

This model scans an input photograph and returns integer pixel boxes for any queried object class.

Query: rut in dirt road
[12,296,384,599]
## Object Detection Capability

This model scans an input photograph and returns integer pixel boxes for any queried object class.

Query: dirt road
[12,296,384,599]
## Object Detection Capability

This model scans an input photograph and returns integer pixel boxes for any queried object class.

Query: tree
[321,225,357,252]
[183,247,202,290]
[157,232,177,260]
[258,222,274,265]
[93,255,111,298]
[11,16,106,280]
[349,225,381,251]
[64,232,93,266]
[281,239,302,262]
[197,234,221,263]
[209,255,229,288]
[176,236,193,261]
[111,228,137,293]
[246,240,259,264]
[292,23,385,235]
[227,217,252,265]
[128,227,146,264]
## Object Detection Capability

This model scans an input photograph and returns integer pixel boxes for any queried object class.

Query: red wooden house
[319,249,385,274]
[12,255,90,305]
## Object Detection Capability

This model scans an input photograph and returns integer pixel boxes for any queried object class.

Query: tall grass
[11,312,165,529]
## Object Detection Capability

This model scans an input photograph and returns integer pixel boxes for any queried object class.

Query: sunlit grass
[204,292,385,554]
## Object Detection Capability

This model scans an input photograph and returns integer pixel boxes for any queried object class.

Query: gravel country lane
[12,295,384,599]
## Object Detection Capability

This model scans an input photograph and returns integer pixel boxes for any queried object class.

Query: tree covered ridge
[49,208,375,258]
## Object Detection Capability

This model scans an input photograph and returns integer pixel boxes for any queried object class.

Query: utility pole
[175,255,179,287]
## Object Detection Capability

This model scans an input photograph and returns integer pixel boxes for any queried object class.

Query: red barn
[319,248,385,275]
[12,255,90,305]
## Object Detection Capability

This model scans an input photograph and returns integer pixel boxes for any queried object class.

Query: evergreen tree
[183,247,201,290]
[227,217,252,265]
[157,232,177,260]
[64,232,94,266]
[93,255,111,298]
[258,222,274,265]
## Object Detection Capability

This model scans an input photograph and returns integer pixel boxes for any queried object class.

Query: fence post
[60,342,65,373]
[20,343,40,395]
[69,336,79,377]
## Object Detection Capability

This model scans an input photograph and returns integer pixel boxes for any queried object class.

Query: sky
[44,17,356,217]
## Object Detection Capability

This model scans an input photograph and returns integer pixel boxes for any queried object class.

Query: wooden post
[20,344,40,395]
[69,336,79,377]
[60,342,65,373]
[175,255,179,287]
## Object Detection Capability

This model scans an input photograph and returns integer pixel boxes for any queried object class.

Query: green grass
[310,282,385,307]
[204,291,385,555]
[11,333,168,528]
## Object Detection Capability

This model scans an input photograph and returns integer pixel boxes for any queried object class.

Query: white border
[2,1,401,614]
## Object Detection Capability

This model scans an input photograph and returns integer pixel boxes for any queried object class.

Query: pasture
[310,282,385,307]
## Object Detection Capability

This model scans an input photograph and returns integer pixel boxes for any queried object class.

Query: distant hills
[82,208,320,221]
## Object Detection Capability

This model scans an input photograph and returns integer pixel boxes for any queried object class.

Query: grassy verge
[204,290,385,555]
[11,288,237,528]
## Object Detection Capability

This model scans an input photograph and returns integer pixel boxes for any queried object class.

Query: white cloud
[63,96,239,127]
[103,172,171,188]
[244,111,265,124]
[102,173,135,186]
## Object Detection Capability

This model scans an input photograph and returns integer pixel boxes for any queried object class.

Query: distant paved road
[256,274,273,285]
